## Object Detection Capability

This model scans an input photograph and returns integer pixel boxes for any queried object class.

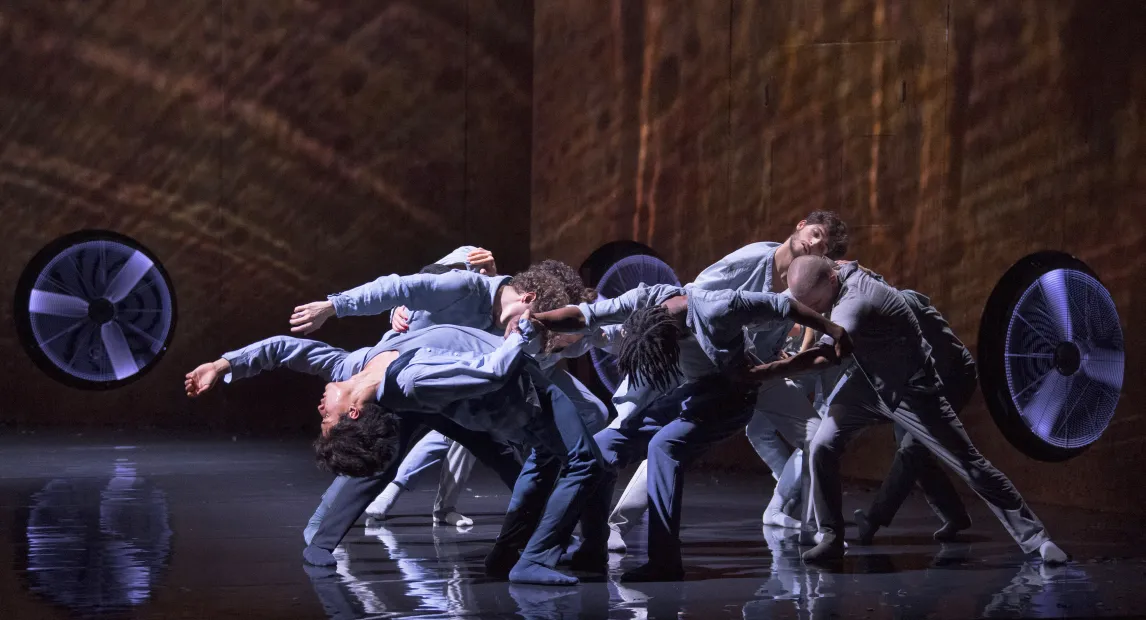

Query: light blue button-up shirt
[324,262,610,432]
[328,270,511,339]
[222,324,543,444]
[575,283,793,381]
[690,241,795,362]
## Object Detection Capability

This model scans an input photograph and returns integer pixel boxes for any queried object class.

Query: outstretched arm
[742,342,841,383]
[531,305,589,333]
[291,271,484,334]
[737,292,852,359]
[533,283,670,334]
[186,336,352,397]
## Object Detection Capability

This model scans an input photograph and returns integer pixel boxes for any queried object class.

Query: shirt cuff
[220,351,246,384]
[775,294,792,318]
[515,318,543,356]
[325,294,350,318]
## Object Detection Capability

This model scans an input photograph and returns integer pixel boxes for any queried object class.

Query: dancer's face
[787,221,830,258]
[500,290,537,326]
[319,382,359,436]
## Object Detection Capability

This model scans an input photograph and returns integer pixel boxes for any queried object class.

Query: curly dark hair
[618,306,685,392]
[313,403,401,478]
[522,259,597,304]
[804,211,849,260]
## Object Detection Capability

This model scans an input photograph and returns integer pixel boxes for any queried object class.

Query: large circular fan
[14,231,177,390]
[979,251,1123,461]
[589,254,681,393]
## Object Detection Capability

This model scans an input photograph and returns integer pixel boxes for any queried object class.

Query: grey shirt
[819,262,932,407]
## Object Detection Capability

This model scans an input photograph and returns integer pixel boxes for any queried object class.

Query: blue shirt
[690,241,795,362]
[327,270,512,338]
[221,324,544,445]
[575,283,793,380]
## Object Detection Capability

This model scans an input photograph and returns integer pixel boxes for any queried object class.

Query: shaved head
[788,255,838,313]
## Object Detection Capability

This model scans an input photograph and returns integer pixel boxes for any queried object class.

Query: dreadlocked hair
[618,306,685,393]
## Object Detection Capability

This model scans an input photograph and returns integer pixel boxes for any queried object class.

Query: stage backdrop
[0,0,533,432]
[532,0,1145,512]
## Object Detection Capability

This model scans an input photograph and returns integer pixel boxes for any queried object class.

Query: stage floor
[0,434,1143,619]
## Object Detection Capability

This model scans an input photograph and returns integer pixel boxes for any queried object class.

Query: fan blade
[1023,371,1073,438]
[1037,270,1073,342]
[29,290,89,318]
[1080,347,1124,390]
[103,251,154,303]
[101,322,140,380]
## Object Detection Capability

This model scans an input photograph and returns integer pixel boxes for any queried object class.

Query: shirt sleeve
[390,319,541,407]
[607,375,675,429]
[690,245,768,291]
[327,271,476,318]
[730,291,793,328]
[818,294,863,346]
[221,336,350,383]
[436,245,480,270]
[576,284,662,329]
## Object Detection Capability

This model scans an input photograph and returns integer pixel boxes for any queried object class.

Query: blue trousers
[496,365,607,567]
[305,367,605,568]
[580,374,758,570]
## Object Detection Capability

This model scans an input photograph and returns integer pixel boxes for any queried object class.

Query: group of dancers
[184,211,1069,586]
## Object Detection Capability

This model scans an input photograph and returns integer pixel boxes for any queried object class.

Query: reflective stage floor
[1,434,1144,619]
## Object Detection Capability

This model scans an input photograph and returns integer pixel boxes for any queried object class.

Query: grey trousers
[391,431,478,516]
[865,377,977,528]
[808,363,1049,554]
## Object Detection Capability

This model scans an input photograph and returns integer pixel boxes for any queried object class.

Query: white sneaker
[365,482,402,519]
[1039,540,1069,565]
[433,511,474,527]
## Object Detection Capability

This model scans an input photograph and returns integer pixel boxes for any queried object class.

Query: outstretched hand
[467,248,497,276]
[185,361,225,397]
[291,301,336,335]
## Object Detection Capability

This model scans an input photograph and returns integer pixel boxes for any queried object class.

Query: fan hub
[1053,341,1081,376]
[87,298,116,324]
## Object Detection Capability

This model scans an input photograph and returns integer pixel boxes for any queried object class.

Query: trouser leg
[433,441,477,515]
[645,380,757,569]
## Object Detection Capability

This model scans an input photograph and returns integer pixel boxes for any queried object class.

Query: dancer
[186,320,605,585]
[531,282,852,581]
[288,260,610,580]
[752,255,1068,565]
[307,247,495,539]
[854,286,977,545]
[600,212,851,552]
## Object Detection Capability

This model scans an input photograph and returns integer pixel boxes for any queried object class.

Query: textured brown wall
[0,0,532,431]
[533,0,1145,512]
